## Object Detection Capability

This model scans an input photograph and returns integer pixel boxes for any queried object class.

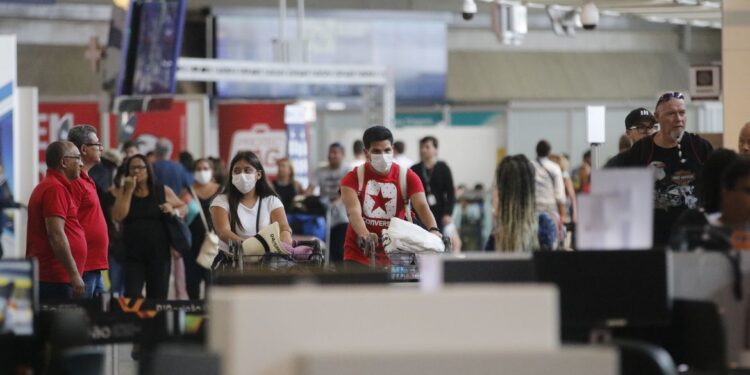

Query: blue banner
[0,81,14,200]
[286,123,309,189]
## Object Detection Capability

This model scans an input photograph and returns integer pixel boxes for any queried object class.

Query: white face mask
[232,173,257,194]
[194,170,212,185]
[370,153,394,173]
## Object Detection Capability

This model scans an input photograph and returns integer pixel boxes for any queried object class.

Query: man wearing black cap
[620,92,713,248]
[605,108,657,167]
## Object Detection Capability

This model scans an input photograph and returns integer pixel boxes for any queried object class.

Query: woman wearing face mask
[210,151,293,259]
[184,159,220,299]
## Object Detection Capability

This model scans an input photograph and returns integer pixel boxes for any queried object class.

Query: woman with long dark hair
[112,154,187,299]
[210,151,293,254]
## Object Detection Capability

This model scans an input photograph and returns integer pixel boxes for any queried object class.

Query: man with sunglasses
[26,141,87,300]
[621,92,713,248]
[68,125,109,298]
[606,108,657,167]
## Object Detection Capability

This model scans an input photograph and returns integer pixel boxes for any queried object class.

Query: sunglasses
[656,91,685,108]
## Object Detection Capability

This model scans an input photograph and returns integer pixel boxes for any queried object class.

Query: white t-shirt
[210,194,284,251]
[533,157,566,214]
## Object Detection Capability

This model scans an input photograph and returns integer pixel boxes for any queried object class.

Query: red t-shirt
[71,170,109,271]
[26,169,87,283]
[340,163,424,265]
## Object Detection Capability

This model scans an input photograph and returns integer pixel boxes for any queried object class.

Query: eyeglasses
[656,92,685,108]
[129,165,147,172]
[84,142,103,149]
[63,155,81,161]
[628,125,656,134]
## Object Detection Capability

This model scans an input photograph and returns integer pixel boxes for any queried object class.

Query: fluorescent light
[325,102,346,111]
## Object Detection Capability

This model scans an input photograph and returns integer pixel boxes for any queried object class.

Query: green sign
[395,111,502,128]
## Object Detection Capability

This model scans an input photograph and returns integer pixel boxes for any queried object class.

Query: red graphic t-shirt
[340,163,424,265]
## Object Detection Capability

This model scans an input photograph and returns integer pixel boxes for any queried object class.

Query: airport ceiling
[47,0,723,29]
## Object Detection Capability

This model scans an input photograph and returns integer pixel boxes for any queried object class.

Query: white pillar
[16,87,38,258]
[722,0,750,149]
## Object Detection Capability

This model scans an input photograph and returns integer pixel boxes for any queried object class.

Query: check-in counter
[208,285,574,375]
[672,251,750,367]
[293,346,618,375]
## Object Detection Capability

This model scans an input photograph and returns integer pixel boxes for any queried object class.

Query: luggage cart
[357,236,434,282]
[214,239,325,272]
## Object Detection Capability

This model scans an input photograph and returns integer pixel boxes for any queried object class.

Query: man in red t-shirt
[27,141,87,300]
[340,126,442,266]
[68,125,109,298]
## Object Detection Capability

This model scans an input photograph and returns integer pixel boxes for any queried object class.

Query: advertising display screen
[116,0,186,96]
[131,0,186,95]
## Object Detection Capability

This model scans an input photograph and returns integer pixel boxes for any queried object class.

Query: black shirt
[604,152,627,168]
[620,132,713,247]
[88,162,116,223]
[273,181,297,212]
[410,160,456,231]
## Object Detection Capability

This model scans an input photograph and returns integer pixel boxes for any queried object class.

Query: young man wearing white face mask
[340,126,442,266]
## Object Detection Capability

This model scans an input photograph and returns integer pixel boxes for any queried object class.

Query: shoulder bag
[191,186,220,269]
[158,185,192,257]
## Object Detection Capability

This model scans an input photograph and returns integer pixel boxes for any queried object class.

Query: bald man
[738,122,750,156]
[620,92,713,248]
[26,141,87,300]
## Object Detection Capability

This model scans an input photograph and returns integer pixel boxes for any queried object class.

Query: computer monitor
[532,251,671,330]
[442,254,536,284]
[0,259,37,336]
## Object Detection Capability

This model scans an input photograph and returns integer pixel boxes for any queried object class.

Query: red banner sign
[109,101,187,161]
[39,101,103,177]
[217,102,287,177]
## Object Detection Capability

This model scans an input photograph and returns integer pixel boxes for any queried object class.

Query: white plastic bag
[382,217,445,254]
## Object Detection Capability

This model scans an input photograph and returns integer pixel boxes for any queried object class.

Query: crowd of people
[23,91,750,301]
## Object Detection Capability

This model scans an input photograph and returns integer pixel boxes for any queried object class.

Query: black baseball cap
[625,108,657,131]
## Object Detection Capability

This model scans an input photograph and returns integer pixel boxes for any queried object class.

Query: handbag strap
[256,196,262,234]
[156,184,165,204]
[189,186,212,233]
[254,232,272,254]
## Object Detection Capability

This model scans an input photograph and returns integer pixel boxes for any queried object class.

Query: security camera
[580,2,599,30]
[462,0,477,21]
